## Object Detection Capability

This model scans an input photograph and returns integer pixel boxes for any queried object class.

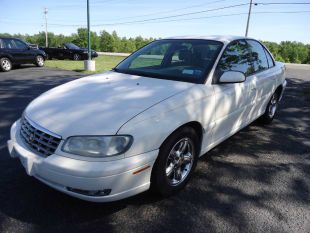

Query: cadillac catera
[8,36,286,202]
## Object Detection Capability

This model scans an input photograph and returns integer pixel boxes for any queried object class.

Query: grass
[45,55,126,74]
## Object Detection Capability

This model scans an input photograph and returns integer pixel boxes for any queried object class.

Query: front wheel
[0,57,12,72]
[151,126,199,197]
[259,91,279,124]
[35,55,45,67]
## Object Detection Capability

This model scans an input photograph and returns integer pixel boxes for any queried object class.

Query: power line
[46,10,310,27]
[105,0,232,22]
[94,3,250,26]
[48,3,249,27]
[125,10,310,25]
[48,1,310,27]
[255,2,310,5]
[41,0,233,23]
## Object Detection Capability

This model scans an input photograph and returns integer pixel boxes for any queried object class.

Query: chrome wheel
[268,94,278,118]
[2,59,11,71]
[36,56,44,66]
[165,137,194,186]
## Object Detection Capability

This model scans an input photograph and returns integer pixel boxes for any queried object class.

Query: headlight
[62,135,133,157]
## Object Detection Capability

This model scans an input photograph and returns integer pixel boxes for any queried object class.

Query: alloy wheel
[73,54,80,60]
[37,56,44,66]
[2,59,11,71]
[165,137,194,186]
[268,93,278,118]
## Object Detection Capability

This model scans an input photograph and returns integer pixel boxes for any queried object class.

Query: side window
[215,40,253,81]
[264,48,275,68]
[247,40,269,72]
[2,39,15,49]
[13,39,28,50]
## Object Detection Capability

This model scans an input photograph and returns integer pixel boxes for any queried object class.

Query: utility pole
[87,0,91,60]
[84,0,95,71]
[44,8,48,47]
[245,0,253,37]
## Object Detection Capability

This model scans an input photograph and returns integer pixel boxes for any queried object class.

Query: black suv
[0,38,47,72]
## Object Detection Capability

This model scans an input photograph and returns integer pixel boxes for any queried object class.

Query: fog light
[67,187,111,196]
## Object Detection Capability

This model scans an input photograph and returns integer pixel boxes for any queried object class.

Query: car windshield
[115,39,223,84]
[65,43,80,49]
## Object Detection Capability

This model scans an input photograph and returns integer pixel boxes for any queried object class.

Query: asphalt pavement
[0,64,309,233]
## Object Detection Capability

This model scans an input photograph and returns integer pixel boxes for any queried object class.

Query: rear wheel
[0,57,12,72]
[73,53,81,61]
[35,55,44,67]
[259,91,279,124]
[151,126,199,197]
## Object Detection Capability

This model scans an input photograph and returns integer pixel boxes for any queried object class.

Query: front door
[13,39,34,63]
[211,39,254,144]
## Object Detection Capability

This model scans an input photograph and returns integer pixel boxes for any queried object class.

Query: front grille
[20,116,61,157]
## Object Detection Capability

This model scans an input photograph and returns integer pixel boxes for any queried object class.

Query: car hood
[25,71,194,138]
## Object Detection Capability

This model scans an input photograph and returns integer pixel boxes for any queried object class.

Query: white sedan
[7,36,286,202]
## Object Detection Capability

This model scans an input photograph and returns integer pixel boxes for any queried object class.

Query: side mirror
[219,71,246,84]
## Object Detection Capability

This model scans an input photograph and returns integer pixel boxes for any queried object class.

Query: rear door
[246,40,274,119]
[1,38,22,63]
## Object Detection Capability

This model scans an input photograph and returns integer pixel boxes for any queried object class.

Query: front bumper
[8,120,158,202]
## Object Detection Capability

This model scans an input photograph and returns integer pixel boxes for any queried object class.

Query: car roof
[164,35,254,44]
[0,37,23,40]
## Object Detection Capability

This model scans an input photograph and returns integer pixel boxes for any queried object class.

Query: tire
[259,91,280,124]
[35,55,45,67]
[73,53,81,61]
[151,126,200,197]
[0,57,12,72]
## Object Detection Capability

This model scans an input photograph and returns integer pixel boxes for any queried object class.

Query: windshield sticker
[182,69,194,75]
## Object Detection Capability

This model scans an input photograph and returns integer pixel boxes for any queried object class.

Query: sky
[1,0,310,43]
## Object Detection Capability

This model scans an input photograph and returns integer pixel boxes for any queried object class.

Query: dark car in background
[0,37,46,72]
[41,42,98,60]
[26,42,39,49]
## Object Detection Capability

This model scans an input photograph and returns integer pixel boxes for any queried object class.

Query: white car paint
[7,35,286,202]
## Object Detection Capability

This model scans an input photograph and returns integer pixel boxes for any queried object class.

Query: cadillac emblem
[29,133,35,142]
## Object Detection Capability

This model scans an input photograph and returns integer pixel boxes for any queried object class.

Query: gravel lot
[0,64,309,233]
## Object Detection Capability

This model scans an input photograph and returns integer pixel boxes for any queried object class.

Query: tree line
[1,28,309,64]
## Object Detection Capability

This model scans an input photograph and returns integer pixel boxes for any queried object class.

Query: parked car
[41,42,98,60]
[0,37,46,72]
[8,36,286,202]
